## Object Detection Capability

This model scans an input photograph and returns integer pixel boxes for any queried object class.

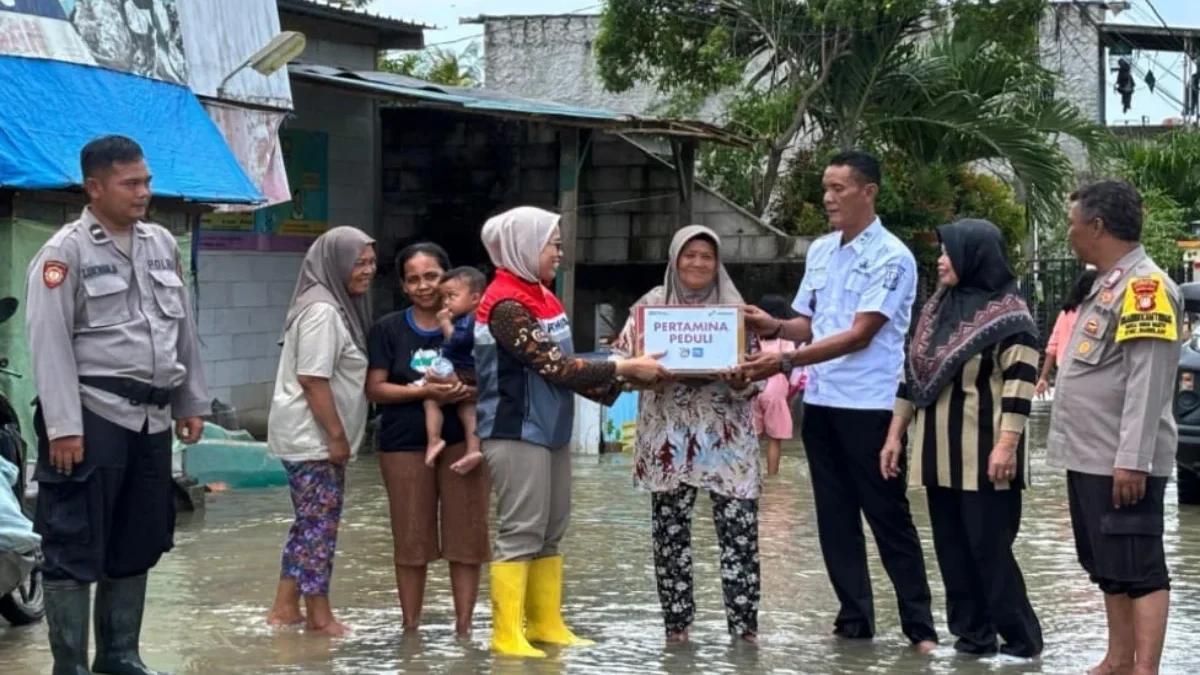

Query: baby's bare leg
[459,402,480,455]
[424,398,446,467]
[450,402,483,475]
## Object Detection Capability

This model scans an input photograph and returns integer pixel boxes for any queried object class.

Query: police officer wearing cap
[25,136,208,675]
[1049,180,1180,675]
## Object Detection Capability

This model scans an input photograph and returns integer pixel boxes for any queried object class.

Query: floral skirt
[651,485,760,637]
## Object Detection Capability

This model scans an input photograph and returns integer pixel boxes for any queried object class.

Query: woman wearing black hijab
[881,219,1044,658]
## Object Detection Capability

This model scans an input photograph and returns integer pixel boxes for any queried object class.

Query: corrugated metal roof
[277,0,429,46]
[288,63,753,147]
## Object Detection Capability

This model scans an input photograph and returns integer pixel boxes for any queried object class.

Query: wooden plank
[672,139,697,227]
[556,127,581,321]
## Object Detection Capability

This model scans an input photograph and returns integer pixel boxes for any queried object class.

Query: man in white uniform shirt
[740,151,937,651]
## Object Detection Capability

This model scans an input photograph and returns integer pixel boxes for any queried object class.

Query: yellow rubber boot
[490,562,547,658]
[525,555,594,647]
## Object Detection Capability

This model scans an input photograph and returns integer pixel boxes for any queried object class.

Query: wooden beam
[556,128,581,321]
[672,139,697,227]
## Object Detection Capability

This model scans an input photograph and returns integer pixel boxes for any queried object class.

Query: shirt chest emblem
[410,348,437,373]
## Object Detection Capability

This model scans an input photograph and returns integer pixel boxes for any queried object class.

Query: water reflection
[2,403,1198,673]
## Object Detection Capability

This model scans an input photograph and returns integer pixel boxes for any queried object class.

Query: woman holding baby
[364,242,491,637]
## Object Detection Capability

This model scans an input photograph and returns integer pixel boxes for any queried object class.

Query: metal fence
[914,258,1193,350]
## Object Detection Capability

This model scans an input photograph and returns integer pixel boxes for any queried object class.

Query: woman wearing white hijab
[265,226,376,637]
[474,206,667,658]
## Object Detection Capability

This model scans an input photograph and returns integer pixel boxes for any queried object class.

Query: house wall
[483,8,1109,173]
[195,48,380,430]
[375,108,798,347]
[1039,1,1107,168]
[482,15,665,115]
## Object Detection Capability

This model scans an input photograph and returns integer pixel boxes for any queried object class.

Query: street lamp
[216,31,307,99]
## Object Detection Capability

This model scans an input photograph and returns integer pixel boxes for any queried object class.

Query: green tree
[379,44,482,87]
[596,0,1105,224]
[1112,131,1200,221]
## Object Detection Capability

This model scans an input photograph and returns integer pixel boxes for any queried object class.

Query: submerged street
[3,407,1199,674]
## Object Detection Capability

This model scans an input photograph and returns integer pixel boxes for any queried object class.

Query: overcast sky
[368,0,1200,126]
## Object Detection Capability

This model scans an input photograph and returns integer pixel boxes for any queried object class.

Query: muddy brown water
[2,406,1199,674]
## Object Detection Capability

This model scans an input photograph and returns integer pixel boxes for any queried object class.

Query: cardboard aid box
[634,305,745,375]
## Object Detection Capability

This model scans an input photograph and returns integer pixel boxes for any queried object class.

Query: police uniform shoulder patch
[1115,274,1177,343]
[43,261,67,289]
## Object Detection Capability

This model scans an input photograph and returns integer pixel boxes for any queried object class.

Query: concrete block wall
[577,135,789,264]
[300,37,379,71]
[483,15,664,116]
[196,252,300,415]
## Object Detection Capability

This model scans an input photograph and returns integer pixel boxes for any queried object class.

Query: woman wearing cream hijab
[473,206,667,657]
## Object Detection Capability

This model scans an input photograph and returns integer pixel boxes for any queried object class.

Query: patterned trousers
[280,460,346,597]
[651,485,760,638]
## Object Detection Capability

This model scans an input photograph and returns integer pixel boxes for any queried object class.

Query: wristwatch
[780,353,794,375]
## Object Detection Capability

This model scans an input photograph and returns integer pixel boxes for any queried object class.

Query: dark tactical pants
[33,404,174,584]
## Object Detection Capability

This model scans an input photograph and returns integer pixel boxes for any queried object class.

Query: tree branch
[756,31,850,214]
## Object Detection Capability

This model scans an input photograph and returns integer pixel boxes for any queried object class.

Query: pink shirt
[1045,309,1078,368]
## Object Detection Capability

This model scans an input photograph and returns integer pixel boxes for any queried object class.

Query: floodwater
[3,405,1200,674]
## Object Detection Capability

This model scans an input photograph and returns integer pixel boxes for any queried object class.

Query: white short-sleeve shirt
[267,302,369,462]
[792,218,917,411]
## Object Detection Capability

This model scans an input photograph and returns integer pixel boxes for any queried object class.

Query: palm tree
[810,29,1108,225]
[1112,131,1200,219]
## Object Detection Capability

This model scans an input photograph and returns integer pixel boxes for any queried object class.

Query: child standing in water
[753,295,805,475]
[423,267,486,470]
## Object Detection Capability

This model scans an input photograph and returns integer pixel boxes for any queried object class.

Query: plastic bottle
[429,356,454,379]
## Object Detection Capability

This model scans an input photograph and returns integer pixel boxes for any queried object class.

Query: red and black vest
[473,269,576,449]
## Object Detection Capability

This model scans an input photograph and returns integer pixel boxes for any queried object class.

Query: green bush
[771,151,1027,264]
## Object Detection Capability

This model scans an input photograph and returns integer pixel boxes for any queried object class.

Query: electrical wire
[1071,9,1191,116]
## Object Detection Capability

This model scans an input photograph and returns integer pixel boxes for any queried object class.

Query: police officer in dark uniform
[25,136,208,675]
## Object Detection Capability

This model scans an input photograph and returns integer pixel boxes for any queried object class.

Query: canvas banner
[1,0,293,108]
[0,0,187,83]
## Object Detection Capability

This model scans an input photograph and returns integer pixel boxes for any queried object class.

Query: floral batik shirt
[611,311,764,500]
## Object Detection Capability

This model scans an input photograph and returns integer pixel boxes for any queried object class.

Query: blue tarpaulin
[0,56,264,204]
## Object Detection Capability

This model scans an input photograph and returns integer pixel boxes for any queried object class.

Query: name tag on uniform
[82,263,119,279]
[146,258,175,271]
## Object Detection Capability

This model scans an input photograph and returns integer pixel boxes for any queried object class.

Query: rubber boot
[43,580,93,675]
[489,562,546,658]
[91,575,168,675]
[525,555,593,647]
